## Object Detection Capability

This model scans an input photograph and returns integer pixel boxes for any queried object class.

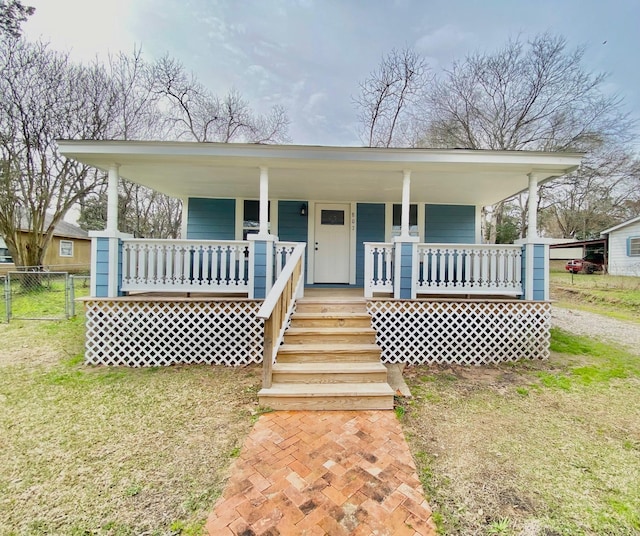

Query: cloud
[414,24,474,67]
[23,0,137,61]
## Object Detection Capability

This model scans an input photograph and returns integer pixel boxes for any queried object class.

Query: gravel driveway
[551,306,640,355]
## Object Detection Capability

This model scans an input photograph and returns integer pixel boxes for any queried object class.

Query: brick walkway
[205,410,437,536]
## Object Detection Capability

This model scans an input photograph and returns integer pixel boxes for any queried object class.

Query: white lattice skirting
[367,300,551,365]
[84,299,263,366]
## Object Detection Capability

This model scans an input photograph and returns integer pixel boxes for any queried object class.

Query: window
[392,204,418,237]
[242,200,270,239]
[0,247,12,263]
[629,237,640,256]
[59,240,74,257]
[320,209,345,225]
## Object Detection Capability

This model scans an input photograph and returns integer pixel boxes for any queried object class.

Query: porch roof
[57,140,583,206]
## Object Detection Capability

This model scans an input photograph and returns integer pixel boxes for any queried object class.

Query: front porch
[59,141,580,409]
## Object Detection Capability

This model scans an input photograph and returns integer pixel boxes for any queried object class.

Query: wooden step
[271,362,388,384]
[284,327,376,345]
[294,299,367,314]
[276,343,382,363]
[258,382,394,410]
[290,312,372,328]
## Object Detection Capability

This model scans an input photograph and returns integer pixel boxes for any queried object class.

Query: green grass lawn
[2,277,640,535]
[0,315,261,535]
[550,272,640,322]
[3,275,90,321]
[402,329,640,536]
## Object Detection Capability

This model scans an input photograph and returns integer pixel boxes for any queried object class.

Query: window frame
[59,240,74,258]
[391,203,419,238]
[628,236,640,256]
[242,199,271,240]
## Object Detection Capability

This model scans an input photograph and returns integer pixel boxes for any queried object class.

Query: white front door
[314,203,350,283]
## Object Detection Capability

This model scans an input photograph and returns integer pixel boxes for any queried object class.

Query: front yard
[402,329,640,535]
[0,317,261,535]
[1,278,639,535]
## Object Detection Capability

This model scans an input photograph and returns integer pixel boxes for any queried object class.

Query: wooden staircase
[258,297,395,410]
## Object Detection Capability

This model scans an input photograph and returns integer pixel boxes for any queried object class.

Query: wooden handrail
[257,243,306,388]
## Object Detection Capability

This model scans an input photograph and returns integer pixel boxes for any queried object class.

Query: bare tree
[152,55,290,143]
[422,34,634,151]
[539,147,640,239]
[0,0,34,38]
[354,47,431,147]
[76,49,185,239]
[416,33,637,241]
[79,186,182,239]
[0,39,123,269]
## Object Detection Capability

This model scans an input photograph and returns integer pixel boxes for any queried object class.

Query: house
[601,216,640,276]
[57,140,582,410]
[0,215,91,274]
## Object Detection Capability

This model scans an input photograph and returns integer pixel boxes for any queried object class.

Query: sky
[22,0,640,147]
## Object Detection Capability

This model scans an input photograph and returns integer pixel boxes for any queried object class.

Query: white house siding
[607,221,640,276]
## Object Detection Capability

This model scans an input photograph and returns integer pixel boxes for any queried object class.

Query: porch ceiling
[57,140,583,206]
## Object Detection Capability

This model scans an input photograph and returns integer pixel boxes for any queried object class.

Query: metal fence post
[4,275,11,323]
[68,274,75,318]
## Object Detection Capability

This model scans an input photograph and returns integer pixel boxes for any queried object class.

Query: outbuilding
[601,216,640,276]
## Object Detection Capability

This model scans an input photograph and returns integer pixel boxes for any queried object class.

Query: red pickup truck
[565,253,605,274]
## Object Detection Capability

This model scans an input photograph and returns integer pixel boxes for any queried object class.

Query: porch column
[527,172,538,239]
[394,169,418,299]
[259,166,269,237]
[89,164,132,298]
[106,164,119,234]
[400,169,411,238]
[249,166,276,299]
[522,171,548,301]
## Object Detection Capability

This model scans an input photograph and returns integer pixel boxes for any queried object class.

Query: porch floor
[205,410,437,535]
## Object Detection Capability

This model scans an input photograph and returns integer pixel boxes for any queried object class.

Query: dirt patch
[0,322,73,368]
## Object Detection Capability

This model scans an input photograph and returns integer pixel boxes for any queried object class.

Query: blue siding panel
[94,237,110,297]
[356,203,385,287]
[278,201,308,242]
[425,205,475,243]
[399,242,413,299]
[532,244,546,300]
[186,198,236,240]
[253,241,268,299]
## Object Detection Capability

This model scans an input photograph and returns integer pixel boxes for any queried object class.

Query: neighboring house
[58,140,582,409]
[0,237,11,264]
[601,216,640,276]
[0,215,91,273]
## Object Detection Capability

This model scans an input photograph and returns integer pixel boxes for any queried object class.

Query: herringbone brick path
[205,410,437,535]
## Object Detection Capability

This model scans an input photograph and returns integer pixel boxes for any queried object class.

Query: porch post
[400,169,411,238]
[394,169,418,299]
[527,172,538,240]
[89,164,132,298]
[106,165,119,234]
[259,166,269,237]
[522,172,548,301]
[249,166,276,299]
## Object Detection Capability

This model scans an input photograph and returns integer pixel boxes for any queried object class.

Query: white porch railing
[415,244,523,295]
[364,243,394,296]
[121,239,250,293]
[274,242,298,278]
[364,242,523,297]
[257,243,306,388]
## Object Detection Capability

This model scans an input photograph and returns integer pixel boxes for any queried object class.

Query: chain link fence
[1,271,91,323]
